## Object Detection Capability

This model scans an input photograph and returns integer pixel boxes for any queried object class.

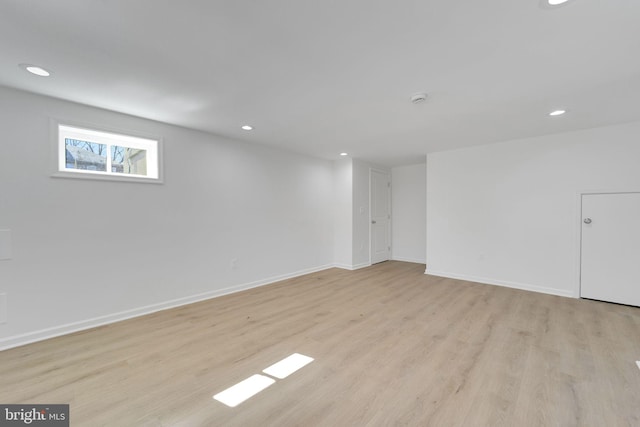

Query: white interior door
[581,192,640,306]
[371,169,391,264]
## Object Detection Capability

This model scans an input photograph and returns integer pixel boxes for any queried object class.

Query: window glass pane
[65,138,107,172]
[112,145,147,176]
[58,124,159,181]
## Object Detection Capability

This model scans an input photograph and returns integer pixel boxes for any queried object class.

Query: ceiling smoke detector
[410,93,428,104]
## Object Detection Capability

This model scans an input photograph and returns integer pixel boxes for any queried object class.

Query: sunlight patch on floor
[213,374,275,407]
[213,353,314,407]
[263,353,314,379]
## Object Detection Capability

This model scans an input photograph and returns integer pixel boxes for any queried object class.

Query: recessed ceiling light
[541,0,573,8]
[19,63,51,77]
[241,125,253,131]
[340,152,348,156]
[549,109,566,116]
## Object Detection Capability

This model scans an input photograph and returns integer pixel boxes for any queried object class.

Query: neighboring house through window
[56,124,160,182]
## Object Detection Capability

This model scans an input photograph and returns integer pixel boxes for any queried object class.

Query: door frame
[369,167,391,265]
[575,189,640,299]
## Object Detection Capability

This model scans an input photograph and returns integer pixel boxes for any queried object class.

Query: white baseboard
[334,262,371,271]
[391,256,426,264]
[0,264,335,351]
[424,269,575,299]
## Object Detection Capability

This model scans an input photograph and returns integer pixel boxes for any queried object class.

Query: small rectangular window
[57,124,160,181]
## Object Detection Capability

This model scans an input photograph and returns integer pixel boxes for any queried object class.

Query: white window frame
[52,120,163,184]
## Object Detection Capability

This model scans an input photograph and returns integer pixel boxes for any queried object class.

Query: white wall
[0,86,335,349]
[426,121,640,297]
[391,163,426,264]
[333,158,353,268]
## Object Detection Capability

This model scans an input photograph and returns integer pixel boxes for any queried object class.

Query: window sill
[51,171,164,184]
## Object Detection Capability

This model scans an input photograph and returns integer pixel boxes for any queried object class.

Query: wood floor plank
[1,261,639,426]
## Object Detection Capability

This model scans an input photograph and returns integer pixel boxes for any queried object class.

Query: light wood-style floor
[1,261,639,426]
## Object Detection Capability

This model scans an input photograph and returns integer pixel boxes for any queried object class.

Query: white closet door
[371,170,391,264]
[581,193,640,306]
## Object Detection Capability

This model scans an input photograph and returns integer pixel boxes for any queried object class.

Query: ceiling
[1,0,639,167]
